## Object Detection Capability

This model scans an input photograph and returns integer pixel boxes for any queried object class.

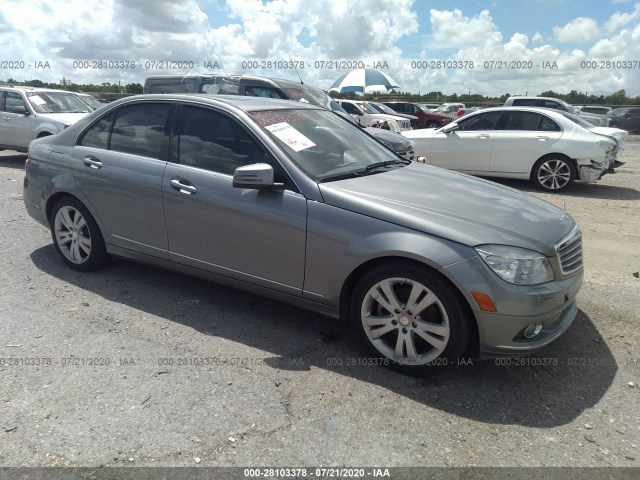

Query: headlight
[475,245,554,285]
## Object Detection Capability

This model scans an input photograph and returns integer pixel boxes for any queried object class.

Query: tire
[531,157,576,192]
[426,121,440,129]
[49,197,108,271]
[350,263,471,374]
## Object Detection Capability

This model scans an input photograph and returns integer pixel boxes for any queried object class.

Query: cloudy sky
[1,0,639,97]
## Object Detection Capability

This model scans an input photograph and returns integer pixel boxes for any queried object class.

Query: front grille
[399,120,411,130]
[556,229,583,275]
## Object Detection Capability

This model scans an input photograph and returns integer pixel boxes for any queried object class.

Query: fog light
[523,323,543,339]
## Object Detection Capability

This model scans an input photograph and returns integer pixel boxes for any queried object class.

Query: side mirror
[232,163,283,190]
[12,106,29,115]
[440,122,459,133]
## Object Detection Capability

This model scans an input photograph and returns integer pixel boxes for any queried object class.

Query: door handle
[536,136,549,141]
[170,178,197,195]
[3,116,10,121]
[477,134,490,139]
[83,156,103,169]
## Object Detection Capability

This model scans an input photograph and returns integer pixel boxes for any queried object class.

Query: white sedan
[402,107,627,191]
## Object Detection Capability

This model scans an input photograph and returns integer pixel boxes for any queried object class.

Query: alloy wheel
[360,277,451,365]
[537,159,572,190]
[54,206,92,264]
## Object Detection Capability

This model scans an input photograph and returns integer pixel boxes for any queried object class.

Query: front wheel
[50,197,109,271]
[351,264,471,374]
[531,157,575,192]
[426,121,440,128]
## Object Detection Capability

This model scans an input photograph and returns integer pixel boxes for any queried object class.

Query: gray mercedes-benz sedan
[23,94,583,374]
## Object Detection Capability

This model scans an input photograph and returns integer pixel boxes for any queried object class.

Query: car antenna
[293,66,304,84]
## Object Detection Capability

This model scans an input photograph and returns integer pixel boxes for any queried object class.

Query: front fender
[32,119,66,137]
[303,201,474,306]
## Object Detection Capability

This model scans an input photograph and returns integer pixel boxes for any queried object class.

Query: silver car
[0,86,93,152]
[24,94,583,374]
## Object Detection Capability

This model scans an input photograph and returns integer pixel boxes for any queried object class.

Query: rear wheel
[426,121,440,128]
[531,157,575,192]
[351,264,471,374]
[50,197,108,271]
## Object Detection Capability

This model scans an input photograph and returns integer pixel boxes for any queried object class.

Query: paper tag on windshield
[29,95,46,105]
[265,122,315,152]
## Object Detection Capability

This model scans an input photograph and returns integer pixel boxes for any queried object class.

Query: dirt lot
[0,139,638,471]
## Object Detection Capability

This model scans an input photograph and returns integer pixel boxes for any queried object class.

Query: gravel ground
[0,139,638,470]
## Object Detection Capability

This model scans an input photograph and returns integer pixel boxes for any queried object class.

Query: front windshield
[361,102,380,114]
[77,94,103,110]
[370,103,399,115]
[250,109,403,182]
[27,92,93,114]
[558,100,579,113]
[608,107,630,116]
[284,85,334,110]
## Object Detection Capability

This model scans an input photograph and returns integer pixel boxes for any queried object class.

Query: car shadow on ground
[30,245,617,429]
[485,177,640,200]
[0,152,27,169]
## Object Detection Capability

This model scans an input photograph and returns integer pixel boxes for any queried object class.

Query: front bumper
[443,256,583,357]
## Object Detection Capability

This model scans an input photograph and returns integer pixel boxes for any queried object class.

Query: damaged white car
[403,106,627,192]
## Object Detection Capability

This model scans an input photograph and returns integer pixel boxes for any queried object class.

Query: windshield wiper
[320,159,410,183]
[364,159,411,170]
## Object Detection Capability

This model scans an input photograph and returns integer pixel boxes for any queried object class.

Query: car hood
[364,128,413,150]
[35,112,90,125]
[578,111,605,120]
[401,129,441,139]
[319,164,576,256]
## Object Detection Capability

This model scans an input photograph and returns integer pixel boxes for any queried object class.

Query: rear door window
[458,111,502,131]
[79,112,115,149]
[109,103,172,158]
[511,98,538,107]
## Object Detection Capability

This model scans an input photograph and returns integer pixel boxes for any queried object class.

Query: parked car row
[335,99,413,131]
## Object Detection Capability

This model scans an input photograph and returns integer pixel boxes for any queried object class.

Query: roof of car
[508,96,567,102]
[0,85,76,94]
[144,73,311,89]
[460,106,571,118]
[116,93,324,112]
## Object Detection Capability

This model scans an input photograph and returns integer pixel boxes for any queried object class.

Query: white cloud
[429,9,501,48]
[605,2,640,32]
[553,17,600,43]
[532,32,544,43]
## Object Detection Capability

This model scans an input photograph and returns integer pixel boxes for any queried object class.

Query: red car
[381,101,451,129]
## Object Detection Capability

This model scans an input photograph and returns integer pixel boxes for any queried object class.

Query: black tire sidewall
[350,263,471,373]
[49,197,108,271]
